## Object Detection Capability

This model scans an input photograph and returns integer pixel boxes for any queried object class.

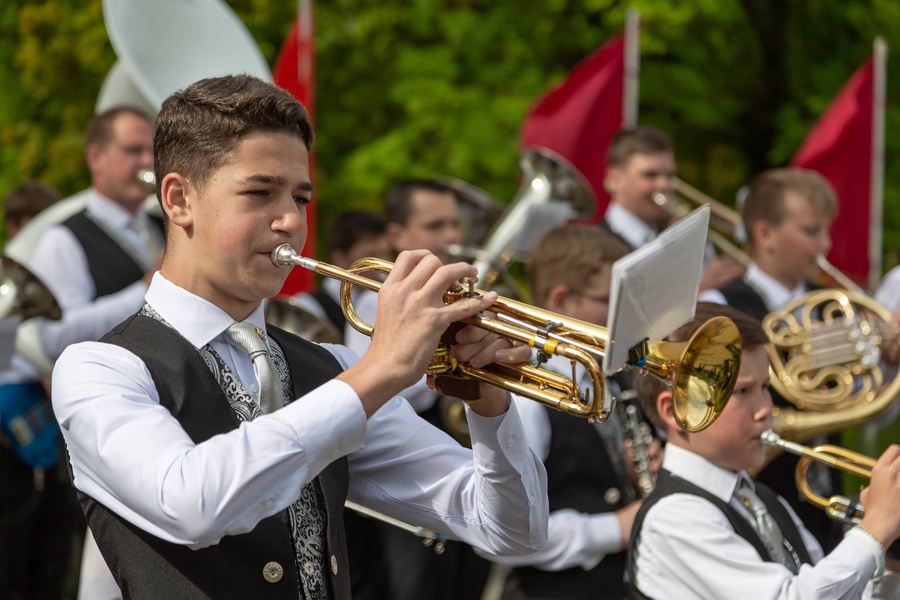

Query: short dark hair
[86,107,153,149]
[607,126,673,167]
[154,75,314,197]
[3,180,60,222]
[527,225,629,305]
[327,210,387,253]
[634,302,768,430]
[385,179,456,226]
[741,168,838,251]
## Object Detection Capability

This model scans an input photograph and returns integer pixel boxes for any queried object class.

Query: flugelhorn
[271,244,742,431]
[761,430,872,525]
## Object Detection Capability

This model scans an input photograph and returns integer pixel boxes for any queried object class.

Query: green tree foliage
[2,0,900,264]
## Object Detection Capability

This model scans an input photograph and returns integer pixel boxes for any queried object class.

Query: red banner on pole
[273,1,316,295]
[790,57,877,287]
[520,34,626,218]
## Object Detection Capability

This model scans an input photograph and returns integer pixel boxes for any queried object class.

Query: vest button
[330,555,338,575]
[262,561,284,583]
[604,487,622,505]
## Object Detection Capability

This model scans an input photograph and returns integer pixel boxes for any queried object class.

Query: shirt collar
[744,262,808,312]
[662,443,746,502]
[605,202,656,249]
[85,188,137,231]
[145,272,267,349]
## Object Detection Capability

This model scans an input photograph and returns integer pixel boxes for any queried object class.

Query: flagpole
[869,37,887,289]
[623,8,641,128]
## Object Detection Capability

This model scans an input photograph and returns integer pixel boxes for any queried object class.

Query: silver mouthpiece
[760,429,781,447]
[271,243,318,271]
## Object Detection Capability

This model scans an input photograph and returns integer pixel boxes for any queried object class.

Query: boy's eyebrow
[239,173,314,192]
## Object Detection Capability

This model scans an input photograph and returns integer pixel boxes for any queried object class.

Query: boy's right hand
[858,444,900,548]
[338,250,498,416]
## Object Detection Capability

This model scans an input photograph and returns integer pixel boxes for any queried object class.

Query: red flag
[790,54,881,287]
[520,34,627,218]
[273,1,316,295]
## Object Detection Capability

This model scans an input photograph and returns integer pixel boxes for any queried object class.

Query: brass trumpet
[271,244,741,431]
[761,430,872,525]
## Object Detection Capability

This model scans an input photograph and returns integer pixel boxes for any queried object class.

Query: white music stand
[604,205,711,373]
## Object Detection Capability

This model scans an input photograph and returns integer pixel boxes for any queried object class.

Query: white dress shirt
[52,272,548,555]
[876,266,900,313]
[604,203,657,250]
[344,288,440,413]
[24,190,154,364]
[633,444,898,600]
[699,262,808,312]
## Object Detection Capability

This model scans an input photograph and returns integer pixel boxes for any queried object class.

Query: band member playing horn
[600,126,743,293]
[344,180,495,600]
[628,302,900,600]
[699,167,846,552]
[51,74,548,599]
[481,225,661,600]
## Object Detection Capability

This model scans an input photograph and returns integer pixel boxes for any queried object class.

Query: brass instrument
[472,147,598,291]
[761,430,871,525]
[622,403,655,497]
[265,296,342,344]
[271,243,742,431]
[659,179,900,443]
[763,289,900,443]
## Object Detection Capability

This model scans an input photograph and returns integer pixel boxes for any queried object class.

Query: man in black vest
[51,74,548,600]
[698,167,845,552]
[17,106,163,598]
[627,302,900,599]
[483,225,659,600]
[600,126,743,294]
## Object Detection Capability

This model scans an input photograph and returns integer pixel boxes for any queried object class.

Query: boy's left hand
[449,321,532,417]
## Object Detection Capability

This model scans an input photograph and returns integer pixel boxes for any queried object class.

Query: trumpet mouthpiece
[271,243,318,271]
[760,430,780,447]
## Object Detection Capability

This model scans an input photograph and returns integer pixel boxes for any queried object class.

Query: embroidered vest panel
[79,315,350,599]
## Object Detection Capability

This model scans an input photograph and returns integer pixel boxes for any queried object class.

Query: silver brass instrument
[622,403,655,497]
[265,296,342,344]
[272,243,742,431]
[761,430,872,525]
[344,500,446,554]
[472,147,598,291]
[763,289,900,443]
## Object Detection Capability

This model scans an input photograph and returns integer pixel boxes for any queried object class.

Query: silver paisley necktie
[734,478,799,573]
[225,322,283,414]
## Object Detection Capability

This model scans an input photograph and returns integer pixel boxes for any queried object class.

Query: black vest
[63,210,163,299]
[625,469,812,600]
[311,288,347,339]
[505,407,630,600]
[79,315,351,599]
[718,277,844,552]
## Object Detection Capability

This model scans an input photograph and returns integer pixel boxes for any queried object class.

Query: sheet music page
[604,205,711,373]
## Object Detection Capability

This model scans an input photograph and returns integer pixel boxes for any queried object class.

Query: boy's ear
[544,284,573,313]
[655,388,680,432]
[160,173,193,228]
[752,219,774,253]
[604,165,621,194]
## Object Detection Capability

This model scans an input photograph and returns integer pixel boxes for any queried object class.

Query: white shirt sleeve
[634,492,889,600]
[473,394,624,570]
[343,289,440,413]
[26,225,148,362]
[53,339,548,556]
[876,266,900,313]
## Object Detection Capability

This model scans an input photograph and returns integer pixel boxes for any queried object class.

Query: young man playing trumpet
[51,74,548,599]
[628,302,900,599]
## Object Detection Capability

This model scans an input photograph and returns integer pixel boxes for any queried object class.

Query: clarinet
[622,403,655,497]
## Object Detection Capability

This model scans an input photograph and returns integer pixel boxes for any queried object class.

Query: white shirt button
[506,439,514,448]
[264,500,275,511]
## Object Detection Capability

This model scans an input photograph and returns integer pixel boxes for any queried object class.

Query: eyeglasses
[575,291,610,305]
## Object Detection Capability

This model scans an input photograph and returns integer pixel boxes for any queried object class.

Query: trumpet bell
[643,316,742,432]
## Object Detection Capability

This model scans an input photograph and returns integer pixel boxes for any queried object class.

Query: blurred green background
[0,0,897,479]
